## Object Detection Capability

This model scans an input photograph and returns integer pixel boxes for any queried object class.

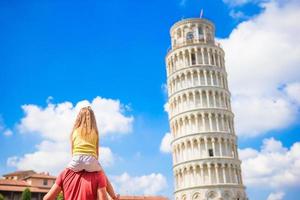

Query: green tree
[0,193,4,200]
[21,188,31,200]
[57,192,64,200]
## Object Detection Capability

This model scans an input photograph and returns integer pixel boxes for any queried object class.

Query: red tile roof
[0,179,29,187]
[2,170,35,177]
[23,174,56,180]
[0,179,49,193]
[0,185,49,193]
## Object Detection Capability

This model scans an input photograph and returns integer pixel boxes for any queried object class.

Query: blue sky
[1,0,300,199]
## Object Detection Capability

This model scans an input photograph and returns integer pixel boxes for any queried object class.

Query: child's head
[72,106,99,138]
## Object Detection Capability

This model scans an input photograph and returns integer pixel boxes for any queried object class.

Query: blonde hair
[71,106,99,140]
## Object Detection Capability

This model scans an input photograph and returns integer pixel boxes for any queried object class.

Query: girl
[68,106,119,200]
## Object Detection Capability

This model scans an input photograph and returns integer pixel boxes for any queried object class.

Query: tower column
[228,165,232,183]
[221,115,225,131]
[210,71,214,86]
[239,168,244,185]
[197,70,201,86]
[193,166,197,185]
[213,91,216,107]
[222,164,227,183]
[204,70,208,85]
[188,49,192,66]
[234,166,238,184]
[206,90,209,107]
[200,90,203,107]
[212,138,216,156]
[209,113,213,132]
[216,72,220,86]
[208,164,212,184]
[191,73,194,88]
[216,114,220,131]
[215,164,220,184]
[200,48,204,64]
[195,48,199,64]
[200,164,204,184]
[202,113,206,131]
[219,138,223,157]
[204,137,208,157]
[208,49,211,65]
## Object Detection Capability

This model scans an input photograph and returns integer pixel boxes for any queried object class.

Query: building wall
[26,178,54,188]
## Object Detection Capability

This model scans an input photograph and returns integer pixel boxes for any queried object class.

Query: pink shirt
[56,168,107,200]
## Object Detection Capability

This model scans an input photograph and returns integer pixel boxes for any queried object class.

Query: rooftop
[0,179,50,193]
[23,173,56,180]
[2,170,35,177]
[170,18,215,34]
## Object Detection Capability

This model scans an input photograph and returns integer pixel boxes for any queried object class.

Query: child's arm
[105,175,119,200]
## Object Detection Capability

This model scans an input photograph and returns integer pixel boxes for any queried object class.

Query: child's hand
[113,194,120,200]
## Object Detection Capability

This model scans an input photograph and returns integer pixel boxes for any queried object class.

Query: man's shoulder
[60,169,105,178]
[58,168,72,178]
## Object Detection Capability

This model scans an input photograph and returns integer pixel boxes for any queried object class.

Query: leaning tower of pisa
[165,18,247,200]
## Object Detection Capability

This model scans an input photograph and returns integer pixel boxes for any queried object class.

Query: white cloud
[229,9,249,20]
[261,137,287,153]
[99,147,115,167]
[267,191,285,200]
[7,96,132,175]
[161,83,168,96]
[239,138,300,188]
[238,147,258,160]
[7,140,115,175]
[184,0,256,7]
[232,96,296,137]
[18,102,75,141]
[285,82,300,105]
[160,132,172,153]
[7,140,70,175]
[163,102,169,114]
[18,96,134,141]
[219,0,300,137]
[223,0,254,7]
[112,172,167,195]
[3,129,13,137]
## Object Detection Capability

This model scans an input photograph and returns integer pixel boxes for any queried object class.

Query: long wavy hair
[71,106,99,141]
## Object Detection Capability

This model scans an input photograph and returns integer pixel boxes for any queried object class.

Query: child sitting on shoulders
[68,106,119,200]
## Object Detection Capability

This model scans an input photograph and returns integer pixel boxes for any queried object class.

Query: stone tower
[165,18,247,200]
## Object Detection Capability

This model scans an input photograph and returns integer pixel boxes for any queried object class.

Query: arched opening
[186,32,194,42]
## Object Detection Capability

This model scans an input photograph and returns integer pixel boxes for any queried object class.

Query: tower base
[174,185,247,200]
